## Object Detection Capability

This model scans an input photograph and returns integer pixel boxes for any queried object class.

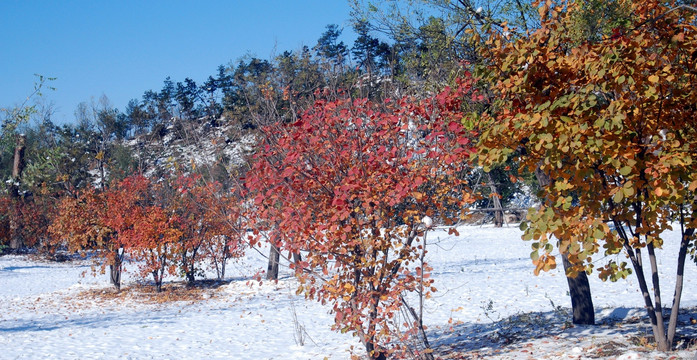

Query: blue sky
[0,1,355,124]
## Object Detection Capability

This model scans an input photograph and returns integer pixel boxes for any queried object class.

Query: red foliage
[246,79,479,357]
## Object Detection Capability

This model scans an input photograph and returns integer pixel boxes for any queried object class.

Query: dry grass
[73,280,229,305]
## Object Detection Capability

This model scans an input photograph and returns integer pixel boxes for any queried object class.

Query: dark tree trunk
[186,271,196,285]
[110,264,121,290]
[218,251,227,280]
[110,249,123,291]
[561,254,595,324]
[364,342,386,360]
[535,166,595,325]
[267,243,280,280]
[218,243,229,280]
[183,250,198,286]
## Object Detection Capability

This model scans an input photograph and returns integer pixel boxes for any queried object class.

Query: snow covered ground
[1,225,696,359]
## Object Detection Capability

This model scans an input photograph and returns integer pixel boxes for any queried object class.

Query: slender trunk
[417,230,435,358]
[292,252,302,264]
[218,243,229,280]
[110,263,121,291]
[624,241,663,347]
[363,297,386,360]
[183,254,196,285]
[667,227,693,347]
[486,173,504,227]
[267,243,280,280]
[647,243,669,351]
[365,342,386,360]
[220,253,227,280]
[561,253,595,325]
[402,296,435,360]
[110,249,122,290]
[153,271,163,292]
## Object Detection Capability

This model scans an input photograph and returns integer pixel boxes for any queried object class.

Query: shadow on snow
[428,307,697,356]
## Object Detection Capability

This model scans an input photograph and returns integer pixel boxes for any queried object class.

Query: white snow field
[1,225,696,359]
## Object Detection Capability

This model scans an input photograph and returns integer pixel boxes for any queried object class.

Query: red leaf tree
[247,81,478,358]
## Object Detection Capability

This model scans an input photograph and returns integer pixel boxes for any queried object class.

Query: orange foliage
[479,0,697,350]
[50,173,248,291]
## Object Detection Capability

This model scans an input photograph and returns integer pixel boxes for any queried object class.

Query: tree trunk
[219,248,227,280]
[110,263,121,291]
[292,252,302,264]
[667,227,692,348]
[110,249,123,291]
[647,243,669,351]
[11,134,26,194]
[365,342,386,360]
[624,241,666,350]
[361,300,387,360]
[9,134,26,250]
[186,270,196,285]
[267,243,280,280]
[183,251,197,286]
[486,173,504,227]
[534,166,595,325]
[561,254,595,325]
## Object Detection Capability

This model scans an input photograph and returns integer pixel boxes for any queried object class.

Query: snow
[1,225,697,359]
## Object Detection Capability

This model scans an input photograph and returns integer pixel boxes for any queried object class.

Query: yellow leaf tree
[479,0,697,351]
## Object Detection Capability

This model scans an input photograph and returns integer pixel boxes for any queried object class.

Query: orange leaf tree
[197,184,248,280]
[246,82,477,358]
[51,173,249,291]
[167,174,209,285]
[169,174,248,284]
[126,204,181,292]
[479,0,697,350]
[49,180,135,290]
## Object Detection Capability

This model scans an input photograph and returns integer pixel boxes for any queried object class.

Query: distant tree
[315,24,349,71]
[175,78,201,120]
[221,57,276,129]
[124,99,150,136]
[201,75,223,120]
[351,20,394,98]
[74,96,132,190]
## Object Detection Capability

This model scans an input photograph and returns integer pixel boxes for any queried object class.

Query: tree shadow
[428,306,697,356]
[0,308,183,333]
[1,265,52,272]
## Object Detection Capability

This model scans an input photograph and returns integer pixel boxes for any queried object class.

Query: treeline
[0,12,517,253]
